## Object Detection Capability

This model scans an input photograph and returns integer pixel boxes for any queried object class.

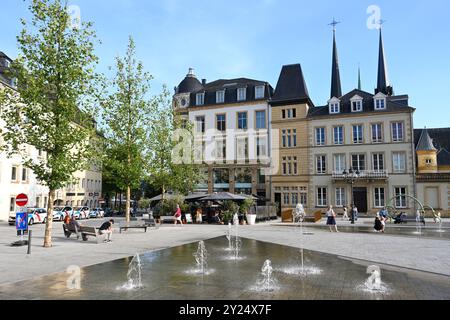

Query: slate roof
[415,128,450,166]
[416,128,437,151]
[177,75,203,94]
[189,78,273,107]
[270,64,313,107]
[307,89,414,118]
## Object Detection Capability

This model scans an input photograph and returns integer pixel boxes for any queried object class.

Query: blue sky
[1,0,449,128]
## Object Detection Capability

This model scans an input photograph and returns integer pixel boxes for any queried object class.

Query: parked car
[52,207,64,221]
[74,206,90,219]
[62,206,75,219]
[104,208,114,217]
[89,208,104,219]
[8,208,48,226]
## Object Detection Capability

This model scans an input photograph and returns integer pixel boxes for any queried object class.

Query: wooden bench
[281,209,294,223]
[63,224,102,243]
[394,214,426,226]
[119,221,148,233]
[79,226,102,243]
[304,211,323,223]
[160,216,176,224]
[63,224,80,239]
[144,218,158,228]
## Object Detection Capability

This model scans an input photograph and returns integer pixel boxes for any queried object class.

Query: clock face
[180,98,187,107]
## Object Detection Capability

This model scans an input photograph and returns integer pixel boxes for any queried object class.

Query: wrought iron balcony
[332,170,389,181]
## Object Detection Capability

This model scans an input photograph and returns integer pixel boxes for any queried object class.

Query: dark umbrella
[200,192,248,201]
[149,193,178,201]
[184,192,208,201]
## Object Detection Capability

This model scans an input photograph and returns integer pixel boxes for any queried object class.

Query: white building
[0,52,49,221]
[0,51,102,221]
[173,69,273,200]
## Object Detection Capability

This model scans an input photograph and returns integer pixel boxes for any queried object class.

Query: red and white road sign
[16,193,28,207]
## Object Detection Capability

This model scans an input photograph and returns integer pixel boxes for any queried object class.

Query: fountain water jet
[225,223,232,250]
[194,241,208,275]
[258,260,277,292]
[116,253,143,290]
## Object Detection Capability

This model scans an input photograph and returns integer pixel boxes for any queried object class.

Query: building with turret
[415,128,450,215]
[173,69,273,201]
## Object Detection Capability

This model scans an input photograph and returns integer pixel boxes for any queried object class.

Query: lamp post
[342,168,360,224]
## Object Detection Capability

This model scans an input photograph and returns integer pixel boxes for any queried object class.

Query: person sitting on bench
[99,219,115,243]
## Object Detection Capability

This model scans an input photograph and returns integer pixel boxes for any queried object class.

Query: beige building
[308,90,416,214]
[306,29,416,215]
[269,64,312,211]
[415,128,450,216]
[55,167,102,208]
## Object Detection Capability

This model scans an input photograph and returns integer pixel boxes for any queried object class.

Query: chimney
[202,79,207,85]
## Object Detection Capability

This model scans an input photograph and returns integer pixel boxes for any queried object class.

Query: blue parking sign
[16,212,28,231]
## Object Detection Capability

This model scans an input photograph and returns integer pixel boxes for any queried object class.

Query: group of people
[63,214,115,243]
[325,205,389,233]
[325,204,360,232]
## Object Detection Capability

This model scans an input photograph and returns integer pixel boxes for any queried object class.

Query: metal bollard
[27,230,32,255]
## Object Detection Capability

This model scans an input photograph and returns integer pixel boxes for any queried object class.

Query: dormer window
[255,85,265,99]
[350,95,364,112]
[328,97,340,114]
[196,93,205,106]
[352,100,363,112]
[216,90,225,104]
[374,93,387,110]
[237,88,247,101]
[375,98,386,110]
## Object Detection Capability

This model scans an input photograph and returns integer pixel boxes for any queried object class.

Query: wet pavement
[1,237,449,300]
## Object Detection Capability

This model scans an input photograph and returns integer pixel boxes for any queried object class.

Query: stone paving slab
[0,218,449,288]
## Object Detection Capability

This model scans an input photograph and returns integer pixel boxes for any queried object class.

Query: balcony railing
[332,170,389,181]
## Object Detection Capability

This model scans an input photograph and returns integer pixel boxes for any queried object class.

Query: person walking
[342,206,349,221]
[326,205,339,232]
[174,204,183,226]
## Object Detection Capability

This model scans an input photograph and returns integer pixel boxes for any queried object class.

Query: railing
[332,170,389,180]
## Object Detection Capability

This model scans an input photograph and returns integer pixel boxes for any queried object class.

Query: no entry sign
[16,194,28,207]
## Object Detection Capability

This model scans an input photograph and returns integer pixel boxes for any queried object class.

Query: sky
[1,0,449,129]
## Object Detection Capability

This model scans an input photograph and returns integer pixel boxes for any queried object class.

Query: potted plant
[222,210,233,225]
[222,201,239,224]
[240,199,256,225]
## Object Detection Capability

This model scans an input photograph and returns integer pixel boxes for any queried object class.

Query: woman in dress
[326,205,339,232]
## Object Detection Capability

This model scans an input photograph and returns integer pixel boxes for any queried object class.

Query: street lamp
[342,168,360,224]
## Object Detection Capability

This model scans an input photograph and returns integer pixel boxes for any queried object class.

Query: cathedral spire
[358,65,362,90]
[376,23,393,96]
[329,18,342,99]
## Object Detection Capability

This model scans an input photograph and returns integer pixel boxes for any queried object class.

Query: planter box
[247,214,257,225]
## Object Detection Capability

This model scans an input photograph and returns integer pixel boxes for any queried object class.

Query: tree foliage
[100,36,151,222]
[0,0,100,247]
[147,92,201,197]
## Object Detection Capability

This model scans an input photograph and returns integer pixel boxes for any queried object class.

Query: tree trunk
[161,184,165,216]
[43,189,55,248]
[126,186,131,223]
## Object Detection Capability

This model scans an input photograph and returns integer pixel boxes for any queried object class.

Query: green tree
[0,0,99,248]
[101,37,151,223]
[147,92,200,209]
